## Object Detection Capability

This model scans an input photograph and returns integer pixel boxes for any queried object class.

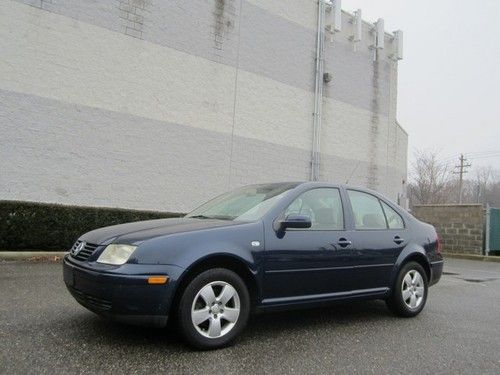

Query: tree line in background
[408,150,500,208]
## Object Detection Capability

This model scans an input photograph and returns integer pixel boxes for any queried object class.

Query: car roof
[294,181,366,191]
[296,181,395,199]
[243,181,388,199]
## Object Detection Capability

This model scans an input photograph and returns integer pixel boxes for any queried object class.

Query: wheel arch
[390,247,431,290]
[170,254,259,317]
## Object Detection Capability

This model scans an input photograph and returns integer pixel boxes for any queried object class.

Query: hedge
[0,200,183,251]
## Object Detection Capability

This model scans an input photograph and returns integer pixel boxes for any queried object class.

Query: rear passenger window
[347,190,387,230]
[381,201,404,229]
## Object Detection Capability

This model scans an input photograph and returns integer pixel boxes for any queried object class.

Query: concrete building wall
[0,0,408,212]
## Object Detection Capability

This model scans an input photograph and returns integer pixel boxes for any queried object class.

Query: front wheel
[177,268,250,350]
[386,261,428,317]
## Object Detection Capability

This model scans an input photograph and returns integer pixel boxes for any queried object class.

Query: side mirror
[280,214,312,230]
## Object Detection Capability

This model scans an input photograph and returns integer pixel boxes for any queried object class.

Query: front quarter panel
[129,221,264,271]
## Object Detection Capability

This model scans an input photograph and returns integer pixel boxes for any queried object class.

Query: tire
[177,268,250,350]
[386,261,428,317]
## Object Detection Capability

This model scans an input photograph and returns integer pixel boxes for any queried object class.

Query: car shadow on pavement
[246,300,392,334]
[64,299,393,351]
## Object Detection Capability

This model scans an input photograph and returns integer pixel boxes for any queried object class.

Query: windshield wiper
[188,215,234,220]
[209,215,234,221]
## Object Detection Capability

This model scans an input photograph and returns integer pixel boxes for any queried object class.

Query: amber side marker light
[148,276,169,285]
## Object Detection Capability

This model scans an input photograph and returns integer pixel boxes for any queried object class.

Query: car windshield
[186,183,298,221]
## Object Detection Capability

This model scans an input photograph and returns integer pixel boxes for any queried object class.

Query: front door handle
[337,238,352,247]
[393,236,404,245]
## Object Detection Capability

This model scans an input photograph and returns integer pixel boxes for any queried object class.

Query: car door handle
[337,238,352,247]
[393,236,404,245]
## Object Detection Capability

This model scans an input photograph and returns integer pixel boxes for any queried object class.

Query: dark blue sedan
[63,182,443,349]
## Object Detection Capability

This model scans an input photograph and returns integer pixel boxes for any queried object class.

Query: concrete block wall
[412,205,485,255]
[0,0,407,212]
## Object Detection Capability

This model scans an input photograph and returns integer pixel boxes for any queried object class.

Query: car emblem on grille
[72,241,86,256]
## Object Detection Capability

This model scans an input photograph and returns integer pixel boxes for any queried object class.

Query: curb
[0,251,66,261]
[443,253,500,263]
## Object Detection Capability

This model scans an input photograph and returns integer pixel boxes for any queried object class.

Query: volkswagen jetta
[63,182,443,349]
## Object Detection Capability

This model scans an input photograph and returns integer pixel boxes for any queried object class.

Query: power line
[465,150,500,156]
[441,150,500,163]
[468,153,500,160]
[441,152,500,168]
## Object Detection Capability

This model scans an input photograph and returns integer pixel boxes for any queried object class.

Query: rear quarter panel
[389,214,442,287]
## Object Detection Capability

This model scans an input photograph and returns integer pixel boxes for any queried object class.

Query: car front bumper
[63,255,184,327]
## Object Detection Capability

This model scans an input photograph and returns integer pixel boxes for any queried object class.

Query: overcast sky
[343,0,500,171]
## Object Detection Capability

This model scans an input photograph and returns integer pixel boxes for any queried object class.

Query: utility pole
[453,154,471,203]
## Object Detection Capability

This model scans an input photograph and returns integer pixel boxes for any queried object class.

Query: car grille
[70,240,99,261]
[68,286,112,312]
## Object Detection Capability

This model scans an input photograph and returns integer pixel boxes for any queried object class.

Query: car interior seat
[362,213,386,229]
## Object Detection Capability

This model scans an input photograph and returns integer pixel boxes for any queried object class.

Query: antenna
[332,0,342,32]
[326,0,342,35]
[353,9,362,42]
[393,30,403,60]
[345,161,361,184]
[375,18,384,49]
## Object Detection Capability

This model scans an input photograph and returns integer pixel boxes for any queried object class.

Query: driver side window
[284,188,344,230]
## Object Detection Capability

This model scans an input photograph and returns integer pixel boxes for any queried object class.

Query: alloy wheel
[191,281,240,339]
[401,270,425,309]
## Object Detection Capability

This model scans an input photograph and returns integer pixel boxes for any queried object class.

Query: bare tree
[473,166,493,202]
[408,150,452,205]
[484,180,500,207]
[478,168,500,206]
[408,149,500,207]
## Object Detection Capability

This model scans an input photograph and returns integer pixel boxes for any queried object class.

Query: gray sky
[343,0,500,171]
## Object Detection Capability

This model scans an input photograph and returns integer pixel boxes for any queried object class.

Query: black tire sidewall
[177,268,250,350]
[389,261,428,317]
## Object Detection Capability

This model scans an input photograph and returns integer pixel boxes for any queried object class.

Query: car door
[262,187,358,302]
[345,189,407,291]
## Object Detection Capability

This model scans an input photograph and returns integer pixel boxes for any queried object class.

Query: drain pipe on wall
[310,0,327,181]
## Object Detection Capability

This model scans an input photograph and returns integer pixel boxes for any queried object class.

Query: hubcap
[191,281,240,339]
[401,270,424,309]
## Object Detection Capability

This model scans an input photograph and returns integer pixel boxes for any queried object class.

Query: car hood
[80,217,246,245]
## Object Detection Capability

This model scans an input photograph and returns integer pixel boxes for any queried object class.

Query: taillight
[436,235,442,254]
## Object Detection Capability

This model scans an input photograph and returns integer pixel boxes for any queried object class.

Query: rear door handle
[337,238,352,247]
[393,236,404,245]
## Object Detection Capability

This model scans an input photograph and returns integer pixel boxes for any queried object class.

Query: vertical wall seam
[367,49,380,190]
[385,60,394,194]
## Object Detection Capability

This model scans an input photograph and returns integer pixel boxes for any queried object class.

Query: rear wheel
[386,261,428,317]
[177,268,250,350]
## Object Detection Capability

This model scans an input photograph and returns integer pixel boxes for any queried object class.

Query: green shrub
[0,200,183,251]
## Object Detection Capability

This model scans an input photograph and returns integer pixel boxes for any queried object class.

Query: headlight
[97,244,137,265]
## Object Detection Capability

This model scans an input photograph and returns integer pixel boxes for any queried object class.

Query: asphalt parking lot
[1,258,499,374]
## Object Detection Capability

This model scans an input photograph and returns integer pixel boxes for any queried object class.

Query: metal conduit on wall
[311,0,328,181]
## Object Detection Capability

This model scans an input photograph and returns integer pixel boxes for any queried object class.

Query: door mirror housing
[280,214,312,230]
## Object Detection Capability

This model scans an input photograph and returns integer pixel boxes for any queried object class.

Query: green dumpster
[489,208,500,255]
